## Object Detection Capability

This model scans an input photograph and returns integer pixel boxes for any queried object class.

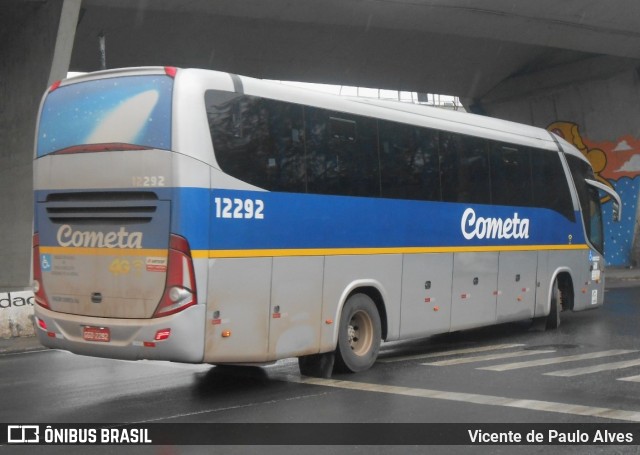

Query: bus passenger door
[496,252,537,322]
[268,257,324,360]
[450,252,498,331]
[400,253,453,338]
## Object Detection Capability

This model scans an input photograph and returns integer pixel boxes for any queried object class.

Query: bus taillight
[164,67,178,78]
[32,234,51,309]
[154,234,197,318]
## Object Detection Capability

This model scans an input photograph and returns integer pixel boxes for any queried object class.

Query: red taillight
[153,234,197,318]
[32,234,50,309]
[164,67,178,78]
[48,80,62,92]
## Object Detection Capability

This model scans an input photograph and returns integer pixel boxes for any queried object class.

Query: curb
[0,335,45,355]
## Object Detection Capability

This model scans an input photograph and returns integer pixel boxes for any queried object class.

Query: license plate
[83,326,110,342]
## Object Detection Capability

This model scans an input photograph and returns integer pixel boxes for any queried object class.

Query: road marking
[377,343,525,363]
[478,349,638,371]
[545,358,640,377]
[421,349,555,366]
[618,375,640,383]
[288,376,640,422]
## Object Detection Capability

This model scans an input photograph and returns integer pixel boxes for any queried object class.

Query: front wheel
[334,293,381,373]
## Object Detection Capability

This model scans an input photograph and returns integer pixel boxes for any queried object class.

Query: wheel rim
[347,310,373,356]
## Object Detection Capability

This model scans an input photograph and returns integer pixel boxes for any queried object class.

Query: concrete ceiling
[68,0,640,102]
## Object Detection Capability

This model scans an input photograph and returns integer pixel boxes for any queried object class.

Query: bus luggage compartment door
[450,252,498,331]
[496,251,537,322]
[400,253,453,338]
[204,257,271,363]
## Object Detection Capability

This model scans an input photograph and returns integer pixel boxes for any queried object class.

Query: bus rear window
[37,75,173,157]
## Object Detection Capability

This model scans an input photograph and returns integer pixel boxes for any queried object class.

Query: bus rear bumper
[33,304,206,363]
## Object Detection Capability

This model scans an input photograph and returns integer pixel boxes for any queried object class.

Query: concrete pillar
[0,0,80,291]
[475,58,640,267]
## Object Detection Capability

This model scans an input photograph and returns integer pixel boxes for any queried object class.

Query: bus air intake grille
[44,192,159,225]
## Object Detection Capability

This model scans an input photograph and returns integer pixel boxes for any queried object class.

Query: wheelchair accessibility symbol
[41,254,52,272]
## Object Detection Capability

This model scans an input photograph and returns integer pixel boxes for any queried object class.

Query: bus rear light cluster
[153,234,197,318]
[32,234,51,309]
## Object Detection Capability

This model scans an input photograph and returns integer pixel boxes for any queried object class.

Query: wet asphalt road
[3,285,640,454]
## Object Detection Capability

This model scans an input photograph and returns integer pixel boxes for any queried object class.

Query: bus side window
[531,151,575,221]
[490,144,533,207]
[305,108,379,198]
[206,91,268,187]
[263,99,306,193]
[207,91,307,193]
[379,121,440,202]
[440,132,490,204]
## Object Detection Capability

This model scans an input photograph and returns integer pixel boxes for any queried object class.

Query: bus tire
[334,293,381,373]
[546,279,561,330]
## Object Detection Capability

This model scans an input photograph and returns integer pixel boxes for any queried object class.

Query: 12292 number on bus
[214,197,265,219]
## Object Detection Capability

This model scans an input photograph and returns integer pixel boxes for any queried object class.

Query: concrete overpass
[3,0,640,291]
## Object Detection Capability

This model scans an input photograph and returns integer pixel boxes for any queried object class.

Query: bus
[33,67,621,377]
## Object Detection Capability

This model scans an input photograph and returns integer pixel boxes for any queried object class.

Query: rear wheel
[334,293,381,373]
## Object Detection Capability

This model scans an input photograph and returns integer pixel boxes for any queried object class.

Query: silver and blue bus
[32,67,621,376]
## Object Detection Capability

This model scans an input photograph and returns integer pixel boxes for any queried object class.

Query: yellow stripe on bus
[39,244,590,259]
[199,244,589,259]
[40,246,168,257]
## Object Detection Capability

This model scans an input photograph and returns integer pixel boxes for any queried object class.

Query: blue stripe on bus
[174,188,585,251]
[35,188,586,252]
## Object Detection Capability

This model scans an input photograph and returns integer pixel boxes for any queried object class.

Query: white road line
[618,375,640,383]
[377,343,525,363]
[421,349,555,366]
[545,358,640,377]
[288,376,640,422]
[478,349,638,372]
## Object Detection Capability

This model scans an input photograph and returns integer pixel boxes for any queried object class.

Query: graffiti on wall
[548,121,640,266]
[0,291,35,339]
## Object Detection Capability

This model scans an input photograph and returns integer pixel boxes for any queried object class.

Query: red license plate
[83,326,110,342]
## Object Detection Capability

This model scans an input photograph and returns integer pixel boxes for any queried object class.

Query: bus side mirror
[586,179,622,223]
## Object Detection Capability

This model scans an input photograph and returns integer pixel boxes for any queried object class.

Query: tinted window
[490,143,533,207]
[531,151,575,221]
[440,132,490,204]
[206,91,306,192]
[206,90,578,220]
[305,107,379,197]
[379,121,440,201]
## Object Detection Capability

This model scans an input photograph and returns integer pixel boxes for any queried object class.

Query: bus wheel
[334,293,381,373]
[546,279,562,330]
